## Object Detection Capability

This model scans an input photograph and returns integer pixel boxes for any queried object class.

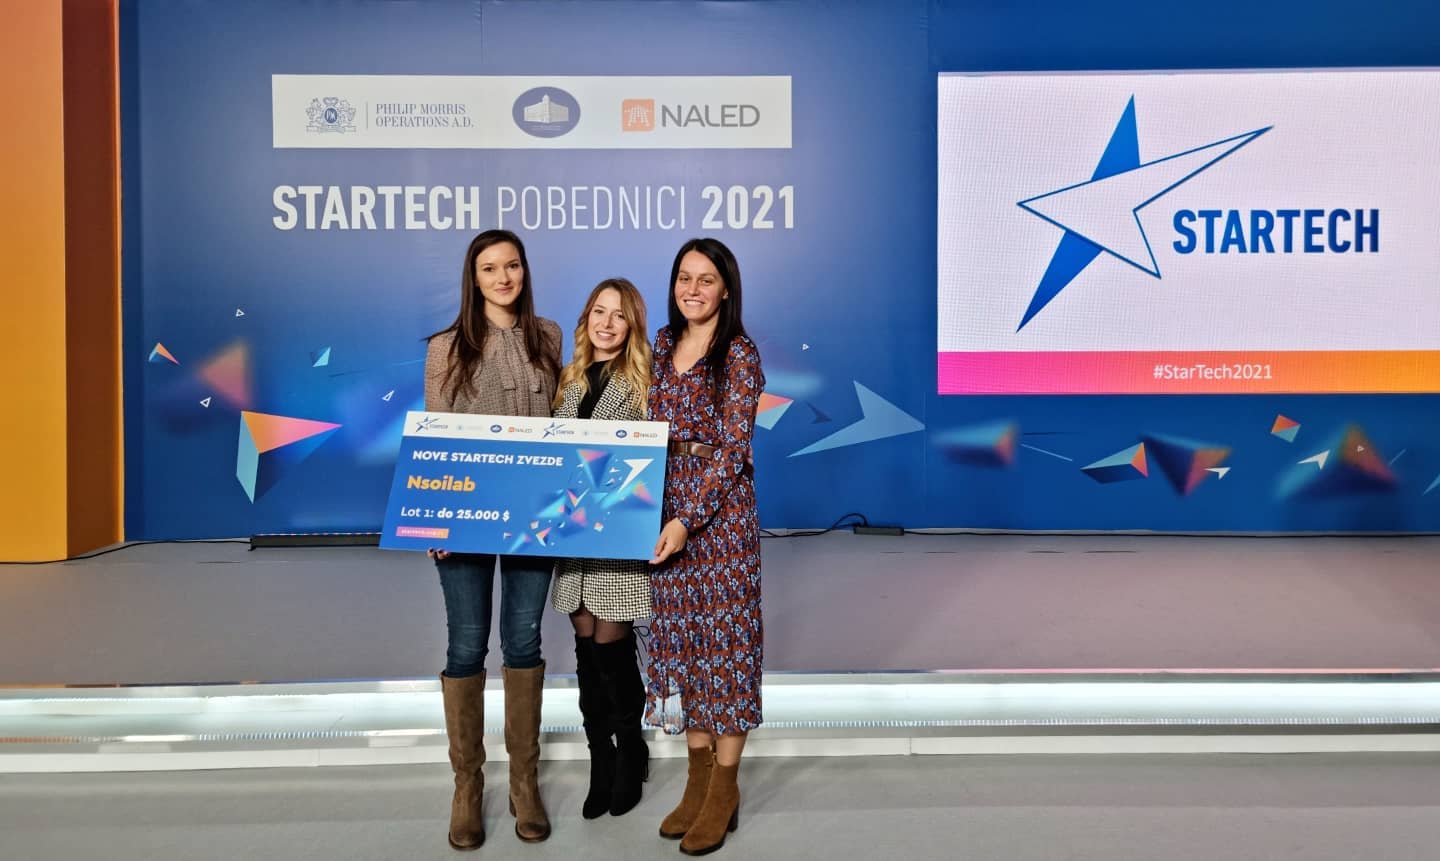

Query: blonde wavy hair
[554,278,651,415]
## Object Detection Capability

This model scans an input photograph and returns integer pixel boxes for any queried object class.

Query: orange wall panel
[0,4,70,562]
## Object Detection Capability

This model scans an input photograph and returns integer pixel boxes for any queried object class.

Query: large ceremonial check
[380,412,669,559]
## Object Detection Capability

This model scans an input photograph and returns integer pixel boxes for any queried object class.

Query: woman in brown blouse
[424,229,561,850]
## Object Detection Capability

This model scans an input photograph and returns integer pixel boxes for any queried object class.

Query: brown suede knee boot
[680,761,740,856]
[502,663,551,842]
[659,744,714,839]
[440,672,487,850]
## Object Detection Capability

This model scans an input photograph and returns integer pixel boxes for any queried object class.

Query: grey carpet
[3,535,1440,685]
[4,753,1440,860]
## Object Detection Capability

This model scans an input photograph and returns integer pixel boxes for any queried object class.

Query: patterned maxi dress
[646,328,764,736]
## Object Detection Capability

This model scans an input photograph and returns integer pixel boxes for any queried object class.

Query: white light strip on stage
[6,677,1440,772]
[5,679,1440,741]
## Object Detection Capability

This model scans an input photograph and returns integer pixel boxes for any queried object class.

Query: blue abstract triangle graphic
[789,382,923,457]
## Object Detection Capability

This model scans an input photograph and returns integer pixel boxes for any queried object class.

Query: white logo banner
[274,75,791,149]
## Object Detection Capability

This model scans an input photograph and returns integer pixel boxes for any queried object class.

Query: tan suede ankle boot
[680,761,740,856]
[440,672,486,850]
[502,663,551,842]
[659,745,714,839]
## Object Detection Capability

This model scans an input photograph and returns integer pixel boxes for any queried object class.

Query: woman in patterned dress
[647,237,764,856]
[549,279,654,819]
[424,229,561,849]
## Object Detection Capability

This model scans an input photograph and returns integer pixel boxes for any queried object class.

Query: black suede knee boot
[575,635,615,819]
[596,630,649,816]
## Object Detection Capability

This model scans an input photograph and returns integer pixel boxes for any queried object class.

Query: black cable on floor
[0,539,250,566]
[761,512,869,539]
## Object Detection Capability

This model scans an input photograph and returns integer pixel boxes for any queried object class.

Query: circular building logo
[512,87,581,138]
[490,424,503,433]
[615,429,628,439]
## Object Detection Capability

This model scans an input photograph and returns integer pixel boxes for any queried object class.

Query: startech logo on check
[400,412,670,446]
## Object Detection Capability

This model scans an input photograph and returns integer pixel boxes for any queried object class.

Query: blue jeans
[436,553,554,677]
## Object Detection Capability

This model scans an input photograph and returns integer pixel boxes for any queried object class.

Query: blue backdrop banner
[122,0,1440,537]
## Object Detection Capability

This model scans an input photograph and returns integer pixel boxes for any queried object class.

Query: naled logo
[414,415,442,432]
[621,98,759,131]
[306,97,357,134]
[513,87,581,138]
[622,99,655,132]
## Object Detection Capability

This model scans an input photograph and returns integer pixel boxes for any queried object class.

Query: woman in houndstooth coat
[550,278,654,820]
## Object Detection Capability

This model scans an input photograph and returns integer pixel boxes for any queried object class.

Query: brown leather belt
[669,441,717,459]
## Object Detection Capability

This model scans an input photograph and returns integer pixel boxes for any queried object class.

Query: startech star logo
[1014,97,1269,330]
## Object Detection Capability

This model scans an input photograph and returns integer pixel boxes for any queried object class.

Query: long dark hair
[666,237,748,398]
[429,229,557,402]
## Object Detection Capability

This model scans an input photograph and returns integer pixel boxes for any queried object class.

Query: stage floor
[12,755,1440,861]
[3,534,1439,686]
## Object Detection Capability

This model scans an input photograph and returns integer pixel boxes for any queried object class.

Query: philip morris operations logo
[1014,96,1269,330]
[306,97,357,134]
[512,87,581,138]
[622,99,655,132]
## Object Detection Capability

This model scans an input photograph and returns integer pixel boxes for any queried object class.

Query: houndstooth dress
[550,369,654,621]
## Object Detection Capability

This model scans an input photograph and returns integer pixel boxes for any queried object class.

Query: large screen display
[938,69,1440,394]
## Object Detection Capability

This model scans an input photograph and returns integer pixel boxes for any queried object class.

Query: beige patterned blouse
[423,319,562,417]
